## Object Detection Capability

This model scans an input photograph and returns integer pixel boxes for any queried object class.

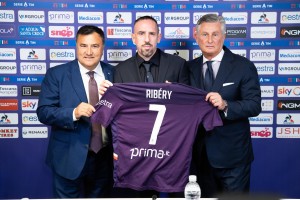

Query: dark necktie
[143,62,154,83]
[204,61,214,92]
[87,71,102,153]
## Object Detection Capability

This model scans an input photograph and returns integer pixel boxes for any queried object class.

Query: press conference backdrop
[0,0,299,198]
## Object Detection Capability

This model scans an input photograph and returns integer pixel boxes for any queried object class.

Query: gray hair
[196,14,226,35]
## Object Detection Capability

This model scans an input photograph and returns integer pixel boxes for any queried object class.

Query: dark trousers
[191,144,251,198]
[53,146,113,198]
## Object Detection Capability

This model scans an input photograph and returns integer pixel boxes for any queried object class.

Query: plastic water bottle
[184,175,201,200]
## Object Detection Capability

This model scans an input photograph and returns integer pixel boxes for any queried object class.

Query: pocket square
[223,82,234,86]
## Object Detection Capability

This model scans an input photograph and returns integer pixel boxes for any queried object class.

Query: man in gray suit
[188,14,261,197]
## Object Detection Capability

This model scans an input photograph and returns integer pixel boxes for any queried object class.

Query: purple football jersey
[92,83,222,192]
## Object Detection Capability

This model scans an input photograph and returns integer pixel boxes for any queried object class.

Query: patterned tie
[143,62,154,83]
[87,71,102,153]
[204,61,214,92]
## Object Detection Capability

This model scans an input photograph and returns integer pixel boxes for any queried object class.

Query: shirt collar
[137,49,161,67]
[78,61,103,76]
[203,49,224,64]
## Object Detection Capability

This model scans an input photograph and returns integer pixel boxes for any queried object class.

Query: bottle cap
[189,175,197,182]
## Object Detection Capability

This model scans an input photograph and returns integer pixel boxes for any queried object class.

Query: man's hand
[206,92,227,111]
[74,102,96,119]
[99,80,113,95]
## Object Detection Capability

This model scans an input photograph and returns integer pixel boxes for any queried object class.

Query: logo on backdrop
[280,26,300,38]
[277,100,300,110]
[22,86,41,96]
[226,27,247,38]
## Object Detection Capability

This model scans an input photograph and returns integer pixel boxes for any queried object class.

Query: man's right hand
[99,80,113,95]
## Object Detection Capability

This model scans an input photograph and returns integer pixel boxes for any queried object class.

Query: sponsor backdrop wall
[0,0,300,199]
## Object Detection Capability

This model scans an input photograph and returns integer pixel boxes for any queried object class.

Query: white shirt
[202,49,225,79]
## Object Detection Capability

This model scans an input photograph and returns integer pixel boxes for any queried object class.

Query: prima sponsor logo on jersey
[249,49,275,61]
[226,27,247,38]
[0,99,18,110]
[0,24,15,37]
[0,62,17,74]
[0,10,14,22]
[22,113,42,124]
[276,127,300,138]
[164,49,189,60]
[0,85,17,97]
[231,49,246,57]
[164,27,189,39]
[277,113,300,125]
[164,12,190,24]
[20,48,46,60]
[280,26,300,38]
[78,12,103,24]
[136,12,161,24]
[251,127,273,138]
[193,12,218,24]
[49,49,75,61]
[106,49,132,61]
[22,127,48,138]
[0,113,18,124]
[19,25,45,37]
[278,63,300,75]
[277,86,300,97]
[130,147,171,159]
[106,12,131,24]
[49,26,75,38]
[251,12,277,24]
[0,48,16,60]
[281,12,300,24]
[222,12,247,24]
[261,99,274,111]
[254,63,275,75]
[277,100,300,111]
[250,26,276,38]
[279,49,300,61]
[22,99,38,111]
[192,50,202,59]
[249,113,273,125]
[0,127,18,138]
[48,11,74,23]
[106,27,132,38]
[20,62,46,74]
[22,86,41,96]
[18,10,44,23]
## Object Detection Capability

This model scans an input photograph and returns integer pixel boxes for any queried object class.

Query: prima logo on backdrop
[106,49,132,61]
[249,49,275,61]
[20,62,46,74]
[48,11,74,23]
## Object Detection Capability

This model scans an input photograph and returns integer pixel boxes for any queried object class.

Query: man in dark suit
[37,25,114,198]
[188,14,261,197]
[100,16,189,198]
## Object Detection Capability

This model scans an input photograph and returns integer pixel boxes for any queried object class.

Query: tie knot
[143,62,151,72]
[87,71,95,79]
[206,61,213,68]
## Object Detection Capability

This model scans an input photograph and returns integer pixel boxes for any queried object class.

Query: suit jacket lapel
[212,47,235,92]
[157,50,169,82]
[69,60,88,103]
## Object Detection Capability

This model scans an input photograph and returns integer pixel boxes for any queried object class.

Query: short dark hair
[76,25,105,44]
[134,15,159,33]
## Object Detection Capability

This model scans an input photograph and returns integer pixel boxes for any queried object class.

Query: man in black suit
[100,16,189,198]
[188,14,261,197]
[100,15,189,90]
